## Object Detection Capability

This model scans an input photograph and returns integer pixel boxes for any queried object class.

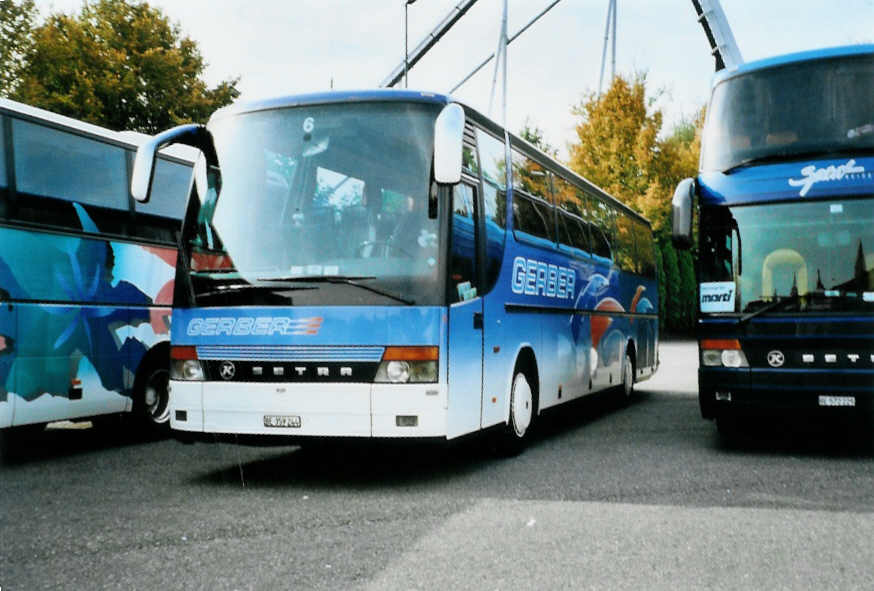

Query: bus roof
[712,44,874,87]
[211,89,652,227]
[0,96,198,162]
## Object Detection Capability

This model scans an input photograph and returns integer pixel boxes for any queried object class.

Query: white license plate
[818,396,855,407]
[263,414,302,428]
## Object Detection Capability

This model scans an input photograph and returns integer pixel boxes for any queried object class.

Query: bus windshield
[187,101,444,306]
[700,54,874,172]
[700,198,874,314]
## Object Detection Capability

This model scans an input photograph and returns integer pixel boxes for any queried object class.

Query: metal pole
[597,0,613,95]
[380,0,478,88]
[450,0,561,94]
[611,0,617,82]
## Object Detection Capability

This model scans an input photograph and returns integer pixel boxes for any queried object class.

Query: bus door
[446,182,483,438]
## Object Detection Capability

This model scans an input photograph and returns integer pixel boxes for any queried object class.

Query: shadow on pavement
[710,413,874,458]
[192,386,641,489]
[0,418,167,466]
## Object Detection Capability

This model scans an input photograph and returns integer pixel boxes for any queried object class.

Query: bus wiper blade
[738,294,800,325]
[258,275,415,305]
[723,152,823,174]
[196,283,318,300]
[723,147,874,174]
[258,275,377,282]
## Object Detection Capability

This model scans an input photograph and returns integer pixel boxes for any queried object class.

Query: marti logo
[788,159,866,197]
[701,292,732,304]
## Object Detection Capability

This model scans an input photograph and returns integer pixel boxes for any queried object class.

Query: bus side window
[11,117,129,234]
[632,220,657,279]
[450,183,479,303]
[0,116,7,191]
[12,118,127,211]
[133,156,192,244]
[614,212,636,272]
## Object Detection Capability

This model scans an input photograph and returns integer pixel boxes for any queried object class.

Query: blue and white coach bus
[672,45,874,432]
[132,90,658,452]
[0,98,195,447]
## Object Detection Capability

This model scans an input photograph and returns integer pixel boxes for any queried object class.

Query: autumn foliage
[3,0,239,133]
[566,74,703,333]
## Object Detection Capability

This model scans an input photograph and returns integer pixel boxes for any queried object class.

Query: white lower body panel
[170,381,448,438]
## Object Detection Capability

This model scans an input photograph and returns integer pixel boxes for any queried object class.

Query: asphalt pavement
[2,340,873,590]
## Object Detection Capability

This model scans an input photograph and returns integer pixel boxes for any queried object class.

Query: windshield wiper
[738,293,801,325]
[196,282,318,301]
[723,147,874,174]
[257,275,415,305]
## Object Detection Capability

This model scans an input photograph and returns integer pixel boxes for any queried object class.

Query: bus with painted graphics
[0,98,195,447]
[672,45,874,432]
[132,89,658,452]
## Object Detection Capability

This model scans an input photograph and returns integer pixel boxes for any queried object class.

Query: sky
[33,0,874,159]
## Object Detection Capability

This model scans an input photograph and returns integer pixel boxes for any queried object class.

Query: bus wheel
[620,350,635,402]
[495,371,535,456]
[134,364,170,432]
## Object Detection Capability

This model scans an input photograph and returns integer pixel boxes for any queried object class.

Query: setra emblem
[219,361,236,380]
[766,350,785,368]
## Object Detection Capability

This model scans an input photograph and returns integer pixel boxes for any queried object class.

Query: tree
[12,0,239,133]
[519,118,558,158]
[661,241,681,333]
[567,74,704,333]
[0,0,36,97]
[568,74,662,213]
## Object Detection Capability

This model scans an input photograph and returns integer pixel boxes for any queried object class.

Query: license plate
[818,396,855,407]
[263,414,302,428]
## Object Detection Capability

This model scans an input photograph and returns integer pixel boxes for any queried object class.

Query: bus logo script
[186,316,324,337]
[511,257,575,300]
[788,159,865,197]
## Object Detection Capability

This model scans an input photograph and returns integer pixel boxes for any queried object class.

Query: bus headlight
[171,360,205,381]
[375,346,438,383]
[700,339,749,368]
[170,346,205,381]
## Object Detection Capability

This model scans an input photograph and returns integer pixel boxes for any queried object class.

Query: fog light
[715,391,732,402]
[702,350,722,366]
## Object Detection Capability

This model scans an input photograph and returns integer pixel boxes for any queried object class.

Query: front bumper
[169,380,448,438]
[699,367,874,419]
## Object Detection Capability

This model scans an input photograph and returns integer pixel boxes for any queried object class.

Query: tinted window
[633,220,656,278]
[476,129,507,190]
[513,193,553,243]
[12,119,128,210]
[462,143,478,176]
[614,211,636,271]
[511,148,550,201]
[553,175,590,253]
[135,157,191,220]
[450,183,479,303]
[588,197,614,260]
[0,117,6,188]
[557,211,590,255]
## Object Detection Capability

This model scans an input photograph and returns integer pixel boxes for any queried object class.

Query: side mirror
[131,124,215,203]
[672,177,695,249]
[433,103,464,185]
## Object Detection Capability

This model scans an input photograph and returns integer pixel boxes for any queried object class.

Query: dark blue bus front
[682,46,874,422]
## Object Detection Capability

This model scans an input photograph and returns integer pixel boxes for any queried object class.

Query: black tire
[132,363,171,434]
[494,369,536,456]
[619,349,635,403]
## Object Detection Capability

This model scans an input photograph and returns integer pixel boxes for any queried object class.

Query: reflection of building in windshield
[701,199,874,312]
